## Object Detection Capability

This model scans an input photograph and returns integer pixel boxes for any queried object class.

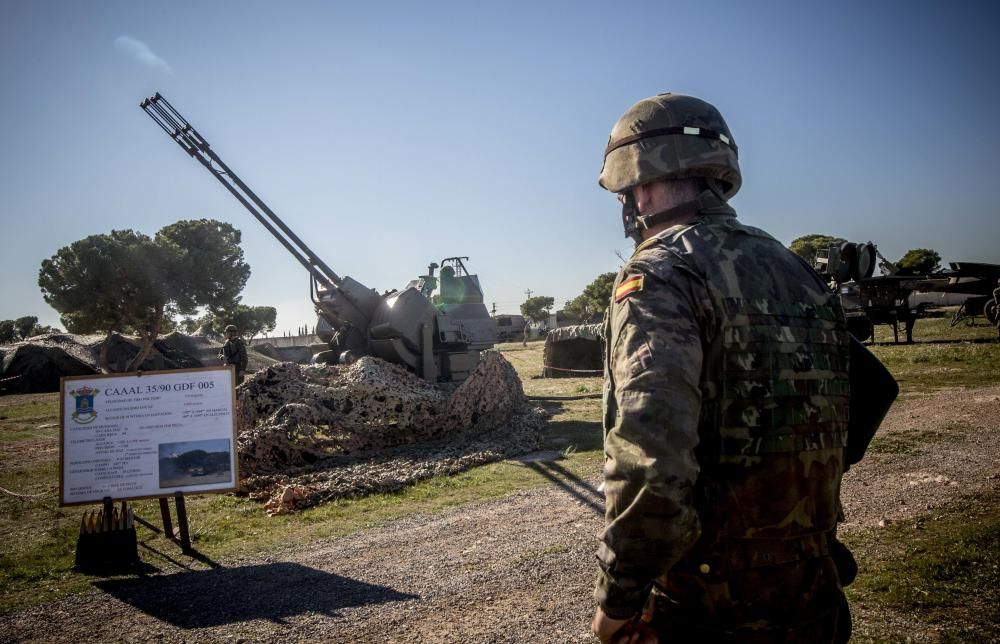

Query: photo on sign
[158,439,232,488]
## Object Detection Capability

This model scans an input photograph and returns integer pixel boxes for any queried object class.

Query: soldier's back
[639,214,852,640]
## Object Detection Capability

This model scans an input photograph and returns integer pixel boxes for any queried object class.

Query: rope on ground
[527,392,602,401]
[0,486,51,500]
[541,365,603,375]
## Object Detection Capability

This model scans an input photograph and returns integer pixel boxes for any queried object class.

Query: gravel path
[3,387,998,643]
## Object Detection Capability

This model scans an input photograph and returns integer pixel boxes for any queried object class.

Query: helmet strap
[628,189,732,245]
[623,187,732,246]
[633,199,702,239]
[704,177,727,201]
[621,191,644,244]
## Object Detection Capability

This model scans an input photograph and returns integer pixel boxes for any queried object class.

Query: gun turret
[141,93,494,381]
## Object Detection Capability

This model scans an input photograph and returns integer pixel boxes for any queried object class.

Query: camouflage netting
[0,332,276,394]
[236,351,546,514]
[542,323,604,378]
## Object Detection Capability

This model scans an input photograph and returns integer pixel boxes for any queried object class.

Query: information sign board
[60,367,238,506]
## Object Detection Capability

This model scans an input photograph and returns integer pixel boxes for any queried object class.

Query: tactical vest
[621,217,851,594]
[692,292,850,553]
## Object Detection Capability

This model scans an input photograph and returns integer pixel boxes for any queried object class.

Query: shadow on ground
[523,459,604,516]
[93,562,417,627]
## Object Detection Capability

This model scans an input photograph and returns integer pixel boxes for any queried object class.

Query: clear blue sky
[2,0,998,334]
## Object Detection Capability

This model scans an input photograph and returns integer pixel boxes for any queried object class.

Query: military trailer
[494,314,526,342]
[835,278,926,344]
[815,242,1000,343]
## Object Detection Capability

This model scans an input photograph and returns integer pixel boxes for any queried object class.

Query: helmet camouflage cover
[599,93,741,198]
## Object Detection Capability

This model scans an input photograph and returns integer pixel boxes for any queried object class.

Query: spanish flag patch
[614,274,644,302]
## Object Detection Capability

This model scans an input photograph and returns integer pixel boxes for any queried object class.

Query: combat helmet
[225,325,238,334]
[599,93,741,197]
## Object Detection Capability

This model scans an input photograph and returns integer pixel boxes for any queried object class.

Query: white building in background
[249,333,320,348]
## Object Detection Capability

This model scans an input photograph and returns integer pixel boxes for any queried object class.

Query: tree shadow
[523,459,604,516]
[93,562,417,627]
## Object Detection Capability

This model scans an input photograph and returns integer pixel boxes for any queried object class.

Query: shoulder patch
[614,274,644,302]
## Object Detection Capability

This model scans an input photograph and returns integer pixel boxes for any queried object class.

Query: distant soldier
[993,279,1000,340]
[522,320,530,346]
[220,325,248,385]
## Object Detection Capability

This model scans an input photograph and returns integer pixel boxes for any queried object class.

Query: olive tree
[520,295,555,327]
[219,305,277,342]
[38,220,250,371]
[0,320,15,344]
[0,316,58,343]
[181,304,277,341]
[789,234,847,266]
[896,248,941,275]
[14,316,37,340]
[564,272,616,322]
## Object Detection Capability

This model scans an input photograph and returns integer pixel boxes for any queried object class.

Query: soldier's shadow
[93,562,417,627]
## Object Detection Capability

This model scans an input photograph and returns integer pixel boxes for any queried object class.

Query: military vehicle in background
[493,314,527,342]
[938,262,1000,327]
[814,242,1000,343]
[141,93,495,382]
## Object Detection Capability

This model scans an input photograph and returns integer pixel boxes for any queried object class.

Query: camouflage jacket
[596,197,850,625]
[221,337,248,371]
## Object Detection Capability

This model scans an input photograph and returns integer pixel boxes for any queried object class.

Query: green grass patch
[544,417,603,453]
[0,425,51,443]
[868,337,1000,394]
[845,490,1000,641]
[0,393,59,422]
[873,311,997,344]
[0,393,61,444]
[868,423,975,456]
[866,436,918,455]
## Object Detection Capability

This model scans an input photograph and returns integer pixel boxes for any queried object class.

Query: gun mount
[813,240,1000,343]
[814,241,929,343]
[141,93,495,382]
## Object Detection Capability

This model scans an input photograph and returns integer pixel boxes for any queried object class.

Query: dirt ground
[2,386,998,643]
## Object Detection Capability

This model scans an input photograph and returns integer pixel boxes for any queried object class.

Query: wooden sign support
[157,492,192,554]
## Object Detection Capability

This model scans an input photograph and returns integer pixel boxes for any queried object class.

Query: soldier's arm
[596,259,706,619]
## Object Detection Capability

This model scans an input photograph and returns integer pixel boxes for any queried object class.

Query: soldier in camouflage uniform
[993,279,1000,340]
[592,94,853,643]
[220,324,249,385]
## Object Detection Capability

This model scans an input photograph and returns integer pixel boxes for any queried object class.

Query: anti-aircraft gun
[814,241,958,343]
[140,93,496,382]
